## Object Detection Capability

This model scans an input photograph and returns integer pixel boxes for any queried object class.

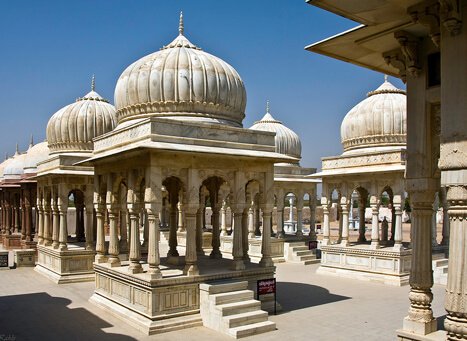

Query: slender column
[167,203,179,257]
[309,196,316,239]
[358,198,366,242]
[390,204,396,242]
[242,207,249,261]
[337,206,343,244]
[6,198,12,235]
[24,193,32,242]
[248,202,256,238]
[57,196,68,251]
[21,197,26,239]
[119,210,128,253]
[52,198,60,249]
[340,198,349,246]
[107,208,120,266]
[36,198,44,245]
[439,188,450,249]
[393,195,403,251]
[321,197,330,245]
[95,204,106,263]
[259,206,274,267]
[402,190,437,335]
[231,203,245,270]
[254,206,261,236]
[296,196,304,237]
[220,200,228,236]
[128,206,142,273]
[184,205,199,276]
[147,204,162,279]
[141,210,149,249]
[177,202,185,232]
[370,197,380,249]
[84,201,94,250]
[14,204,19,234]
[432,193,439,247]
[43,199,51,246]
[210,204,222,259]
[196,206,204,254]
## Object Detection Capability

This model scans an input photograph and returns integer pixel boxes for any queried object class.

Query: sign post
[257,278,276,315]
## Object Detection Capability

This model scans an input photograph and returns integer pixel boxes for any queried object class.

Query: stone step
[298,255,316,261]
[295,250,313,256]
[291,246,308,252]
[210,290,254,305]
[217,300,261,317]
[286,242,307,247]
[303,259,321,265]
[228,320,276,339]
[433,259,449,268]
[224,310,268,328]
[200,281,248,295]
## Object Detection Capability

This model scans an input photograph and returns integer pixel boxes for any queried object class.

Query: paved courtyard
[0,260,446,341]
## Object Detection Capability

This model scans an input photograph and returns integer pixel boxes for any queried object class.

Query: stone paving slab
[0,262,446,340]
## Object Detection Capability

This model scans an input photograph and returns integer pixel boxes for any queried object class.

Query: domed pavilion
[310,77,413,286]
[83,14,287,335]
[35,78,118,284]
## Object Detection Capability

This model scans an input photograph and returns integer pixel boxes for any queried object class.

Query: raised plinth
[3,234,22,249]
[317,244,411,286]
[35,244,95,284]
[220,236,285,263]
[90,257,276,335]
[14,249,36,267]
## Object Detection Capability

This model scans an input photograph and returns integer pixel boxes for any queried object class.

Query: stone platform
[3,233,22,249]
[90,256,276,335]
[220,236,285,263]
[35,244,95,284]
[317,243,411,286]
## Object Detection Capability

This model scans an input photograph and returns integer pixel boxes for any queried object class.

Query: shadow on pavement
[0,292,136,341]
[437,315,446,330]
[277,281,350,312]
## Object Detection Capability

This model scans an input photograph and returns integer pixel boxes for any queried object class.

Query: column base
[402,316,437,336]
[393,243,403,251]
[370,241,380,249]
[209,249,223,259]
[108,257,121,267]
[259,256,274,268]
[147,268,162,280]
[128,262,143,274]
[321,239,330,246]
[230,259,245,270]
[95,255,107,264]
[183,264,199,276]
[340,240,349,247]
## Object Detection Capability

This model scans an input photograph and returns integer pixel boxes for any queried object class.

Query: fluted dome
[250,103,301,161]
[340,79,406,153]
[114,14,246,127]
[3,150,27,179]
[46,83,117,153]
[23,141,50,174]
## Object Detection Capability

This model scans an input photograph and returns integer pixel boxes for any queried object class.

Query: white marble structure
[306,0,466,339]
[310,79,411,286]
[84,15,284,335]
[34,79,119,283]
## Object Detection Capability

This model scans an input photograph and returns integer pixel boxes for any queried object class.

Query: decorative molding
[409,2,441,47]
[342,134,406,152]
[439,0,463,35]
[439,141,467,170]
[322,150,406,170]
[394,31,421,78]
[383,48,407,83]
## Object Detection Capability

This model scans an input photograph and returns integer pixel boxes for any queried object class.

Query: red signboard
[257,278,276,295]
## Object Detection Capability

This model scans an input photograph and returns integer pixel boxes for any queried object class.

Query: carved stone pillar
[196,205,204,255]
[21,197,26,239]
[210,204,222,259]
[141,210,149,250]
[432,193,439,247]
[107,208,120,267]
[36,198,44,245]
[84,200,94,251]
[309,195,316,240]
[393,195,403,251]
[402,189,437,335]
[167,202,179,258]
[95,204,106,263]
[184,205,199,276]
[439,187,450,249]
[119,209,128,254]
[254,206,261,236]
[322,197,330,246]
[128,206,142,274]
[242,207,249,261]
[147,204,162,279]
[358,198,366,243]
[43,198,51,246]
[52,198,60,249]
[220,200,228,236]
[14,204,19,234]
[370,197,380,249]
[340,198,350,247]
[177,201,185,233]
[231,204,245,271]
[57,196,68,251]
[296,196,304,237]
[24,192,32,242]
[259,206,274,267]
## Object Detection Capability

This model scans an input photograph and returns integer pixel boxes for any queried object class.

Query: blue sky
[0,0,405,168]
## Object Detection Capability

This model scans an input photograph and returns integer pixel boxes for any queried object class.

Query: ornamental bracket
[439,0,462,35]
[394,31,421,78]
[383,48,407,83]
[409,1,441,47]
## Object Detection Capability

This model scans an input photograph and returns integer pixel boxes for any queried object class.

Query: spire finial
[384,74,388,82]
[15,143,19,156]
[5,152,8,160]
[91,74,95,91]
[179,11,184,35]
[29,134,34,149]
[266,100,270,114]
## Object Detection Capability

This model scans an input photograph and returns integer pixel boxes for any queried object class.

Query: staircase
[284,241,320,265]
[200,281,276,339]
[433,256,449,285]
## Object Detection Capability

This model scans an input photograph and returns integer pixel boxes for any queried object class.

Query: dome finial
[266,100,270,114]
[179,11,184,35]
[5,152,8,160]
[91,74,95,91]
[384,74,388,82]
[15,143,19,156]
[29,134,34,149]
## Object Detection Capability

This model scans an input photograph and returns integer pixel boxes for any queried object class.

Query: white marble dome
[340,79,406,153]
[250,103,301,161]
[3,148,27,179]
[114,14,246,127]
[46,84,117,153]
[23,141,50,174]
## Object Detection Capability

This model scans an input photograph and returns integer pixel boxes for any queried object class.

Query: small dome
[340,79,406,153]
[114,13,246,127]
[3,147,27,179]
[46,80,117,153]
[23,141,50,174]
[0,154,17,180]
[250,102,301,161]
